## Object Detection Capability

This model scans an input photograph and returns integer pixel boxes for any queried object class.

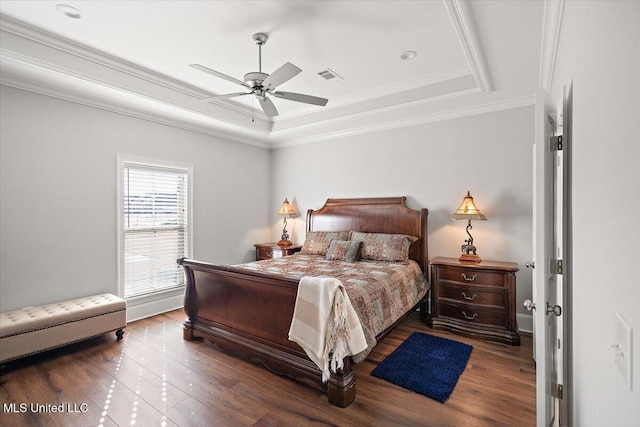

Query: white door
[532,88,566,427]
[559,84,572,427]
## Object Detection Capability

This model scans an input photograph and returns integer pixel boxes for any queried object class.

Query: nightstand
[429,256,520,346]
[254,242,302,261]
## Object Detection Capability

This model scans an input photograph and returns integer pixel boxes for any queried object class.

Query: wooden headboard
[306,197,429,272]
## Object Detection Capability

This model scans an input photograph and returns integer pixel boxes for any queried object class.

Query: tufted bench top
[0,293,126,338]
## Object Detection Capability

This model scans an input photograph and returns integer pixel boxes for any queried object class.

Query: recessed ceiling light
[56,4,83,19]
[400,51,417,60]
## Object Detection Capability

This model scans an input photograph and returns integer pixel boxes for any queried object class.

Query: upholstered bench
[0,293,127,364]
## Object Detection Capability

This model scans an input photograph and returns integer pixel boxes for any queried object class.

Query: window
[118,157,191,299]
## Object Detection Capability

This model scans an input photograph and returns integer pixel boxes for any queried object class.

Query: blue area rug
[371,332,473,403]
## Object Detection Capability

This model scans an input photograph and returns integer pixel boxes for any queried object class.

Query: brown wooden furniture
[254,242,302,260]
[429,257,520,346]
[178,197,428,407]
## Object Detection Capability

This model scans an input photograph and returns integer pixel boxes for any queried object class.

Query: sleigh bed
[179,197,429,407]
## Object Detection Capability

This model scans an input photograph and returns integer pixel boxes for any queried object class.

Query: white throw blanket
[288,276,368,382]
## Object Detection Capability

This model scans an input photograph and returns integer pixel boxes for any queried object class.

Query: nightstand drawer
[436,266,507,288]
[436,283,506,307]
[437,302,507,328]
[257,246,284,260]
[254,243,302,261]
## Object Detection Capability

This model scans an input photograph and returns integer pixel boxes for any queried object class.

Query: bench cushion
[0,293,126,338]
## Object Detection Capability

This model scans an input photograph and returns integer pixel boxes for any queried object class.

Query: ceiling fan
[190,33,328,118]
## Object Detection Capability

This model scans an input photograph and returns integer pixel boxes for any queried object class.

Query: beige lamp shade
[450,191,487,221]
[278,198,296,217]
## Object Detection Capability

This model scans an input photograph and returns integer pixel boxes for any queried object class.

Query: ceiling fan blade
[259,97,279,117]
[262,62,302,90]
[199,92,251,102]
[273,91,328,106]
[189,64,250,88]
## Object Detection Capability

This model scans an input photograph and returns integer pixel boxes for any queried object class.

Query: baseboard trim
[517,313,533,334]
[126,293,183,323]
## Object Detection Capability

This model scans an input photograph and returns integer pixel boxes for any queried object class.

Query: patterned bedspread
[232,254,428,362]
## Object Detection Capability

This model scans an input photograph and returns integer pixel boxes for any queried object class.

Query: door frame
[534,87,572,426]
[560,83,573,427]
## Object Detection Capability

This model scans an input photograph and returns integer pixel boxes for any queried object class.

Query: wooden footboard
[178,258,356,407]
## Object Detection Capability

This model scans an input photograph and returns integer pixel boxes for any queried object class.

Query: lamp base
[459,253,482,263]
[278,239,293,247]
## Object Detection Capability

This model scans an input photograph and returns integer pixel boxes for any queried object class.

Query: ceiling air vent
[318,68,343,81]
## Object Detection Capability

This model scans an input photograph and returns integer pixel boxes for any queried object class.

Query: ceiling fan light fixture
[244,72,268,88]
[400,50,417,60]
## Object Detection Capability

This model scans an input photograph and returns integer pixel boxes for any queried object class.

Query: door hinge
[551,135,563,151]
[551,259,563,275]
[552,383,564,400]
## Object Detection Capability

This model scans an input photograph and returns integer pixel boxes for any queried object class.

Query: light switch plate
[614,312,633,390]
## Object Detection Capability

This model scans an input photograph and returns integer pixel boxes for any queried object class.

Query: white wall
[270,106,535,324]
[550,1,640,425]
[0,86,271,312]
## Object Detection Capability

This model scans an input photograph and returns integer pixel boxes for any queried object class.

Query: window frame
[116,154,193,301]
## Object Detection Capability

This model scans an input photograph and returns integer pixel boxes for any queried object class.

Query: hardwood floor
[0,310,535,426]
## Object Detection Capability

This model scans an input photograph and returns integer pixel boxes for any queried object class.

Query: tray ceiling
[0,1,544,148]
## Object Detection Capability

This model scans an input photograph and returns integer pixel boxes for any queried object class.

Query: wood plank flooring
[0,310,535,426]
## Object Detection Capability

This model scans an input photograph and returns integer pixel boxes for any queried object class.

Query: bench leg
[115,329,125,340]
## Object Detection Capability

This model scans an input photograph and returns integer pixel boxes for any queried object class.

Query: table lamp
[451,191,487,263]
[278,198,296,246]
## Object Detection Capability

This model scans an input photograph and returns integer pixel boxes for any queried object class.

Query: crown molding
[0,54,271,148]
[0,15,203,98]
[272,66,474,121]
[0,15,272,122]
[271,80,480,138]
[539,0,565,91]
[443,0,492,92]
[271,95,534,148]
[2,48,532,151]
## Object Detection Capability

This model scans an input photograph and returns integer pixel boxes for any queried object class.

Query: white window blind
[122,162,189,298]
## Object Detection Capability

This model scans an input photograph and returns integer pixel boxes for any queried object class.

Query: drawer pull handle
[462,311,478,320]
[462,292,477,301]
[462,273,477,282]
[265,250,272,257]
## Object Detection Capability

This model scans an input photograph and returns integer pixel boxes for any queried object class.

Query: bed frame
[179,197,429,407]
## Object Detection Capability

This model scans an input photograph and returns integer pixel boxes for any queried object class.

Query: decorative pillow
[326,240,362,262]
[299,231,350,256]
[350,232,418,262]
